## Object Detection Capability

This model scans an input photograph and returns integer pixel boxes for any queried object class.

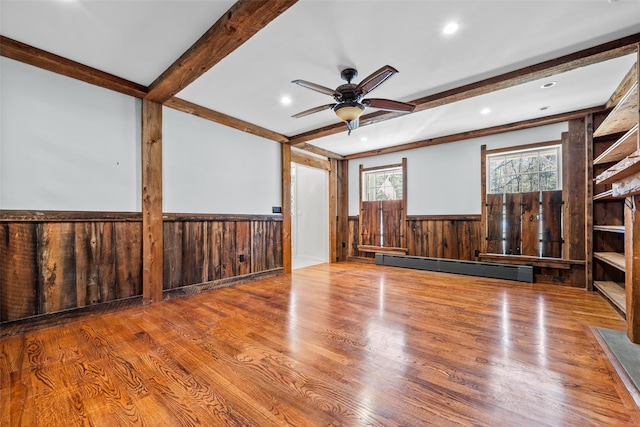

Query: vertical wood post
[329,158,349,263]
[480,145,487,256]
[400,157,408,250]
[358,164,364,247]
[585,114,594,290]
[281,144,292,273]
[142,99,163,303]
[329,159,338,263]
[337,159,349,262]
[563,119,586,266]
[626,195,640,343]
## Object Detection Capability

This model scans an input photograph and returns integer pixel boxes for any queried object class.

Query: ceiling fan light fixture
[334,102,365,122]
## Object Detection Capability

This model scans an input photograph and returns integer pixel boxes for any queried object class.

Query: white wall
[348,122,568,216]
[0,58,281,215]
[0,57,141,211]
[162,107,281,215]
[292,163,328,262]
[1,55,567,219]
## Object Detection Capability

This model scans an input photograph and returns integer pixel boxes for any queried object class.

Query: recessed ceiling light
[280,96,292,106]
[480,108,491,115]
[541,81,556,89]
[360,137,368,142]
[540,106,550,111]
[443,22,459,35]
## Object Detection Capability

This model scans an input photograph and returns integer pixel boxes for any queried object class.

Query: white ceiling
[1,0,639,157]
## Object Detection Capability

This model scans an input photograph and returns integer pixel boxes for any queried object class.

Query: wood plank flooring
[2,262,639,426]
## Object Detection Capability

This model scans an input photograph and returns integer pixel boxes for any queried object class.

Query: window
[362,166,403,201]
[484,144,563,258]
[358,160,407,253]
[487,145,561,194]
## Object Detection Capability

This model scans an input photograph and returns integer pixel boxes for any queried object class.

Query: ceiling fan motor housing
[340,67,358,83]
[335,83,360,103]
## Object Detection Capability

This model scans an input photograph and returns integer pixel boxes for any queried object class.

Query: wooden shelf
[595,149,640,185]
[593,124,638,165]
[594,189,617,200]
[612,169,640,199]
[593,280,626,314]
[594,82,638,137]
[594,251,626,272]
[593,225,625,234]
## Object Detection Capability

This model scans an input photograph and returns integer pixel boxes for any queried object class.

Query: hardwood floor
[2,262,639,426]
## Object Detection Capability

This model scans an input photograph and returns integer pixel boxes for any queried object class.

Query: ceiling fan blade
[356,65,398,96]
[291,79,340,98]
[363,98,415,113]
[291,103,336,118]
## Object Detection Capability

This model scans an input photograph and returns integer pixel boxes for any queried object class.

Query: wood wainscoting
[0,211,282,330]
[1,263,637,425]
[0,211,143,324]
[162,213,283,294]
[348,215,482,261]
[349,214,586,287]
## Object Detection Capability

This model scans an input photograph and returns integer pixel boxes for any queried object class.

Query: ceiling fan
[291,65,416,135]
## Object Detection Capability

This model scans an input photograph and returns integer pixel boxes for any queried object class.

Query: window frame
[361,165,404,202]
[481,140,564,259]
[358,158,407,254]
[486,142,562,195]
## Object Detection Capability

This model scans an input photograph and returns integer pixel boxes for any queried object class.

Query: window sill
[358,245,408,255]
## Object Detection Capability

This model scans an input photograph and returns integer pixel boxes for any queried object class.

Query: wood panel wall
[163,215,282,290]
[0,217,143,322]
[348,214,584,286]
[1,211,283,325]
[348,215,482,261]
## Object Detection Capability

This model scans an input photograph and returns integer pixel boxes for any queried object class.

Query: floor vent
[375,253,533,283]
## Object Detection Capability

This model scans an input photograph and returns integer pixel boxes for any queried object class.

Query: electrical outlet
[239,254,245,262]
[272,206,282,213]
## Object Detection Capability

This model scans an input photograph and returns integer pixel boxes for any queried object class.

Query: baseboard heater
[375,253,533,283]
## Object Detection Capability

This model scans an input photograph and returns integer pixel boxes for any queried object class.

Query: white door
[291,163,329,269]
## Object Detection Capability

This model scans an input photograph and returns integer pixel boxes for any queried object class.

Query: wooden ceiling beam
[0,36,147,98]
[293,143,344,160]
[289,33,640,148]
[344,106,605,160]
[165,97,290,143]
[165,97,344,159]
[145,0,298,103]
[291,150,331,171]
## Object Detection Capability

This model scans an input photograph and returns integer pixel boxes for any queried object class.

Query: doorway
[291,163,329,270]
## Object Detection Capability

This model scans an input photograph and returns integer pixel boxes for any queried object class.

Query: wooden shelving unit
[593,251,626,271]
[593,225,625,233]
[590,55,640,343]
[594,124,638,165]
[593,82,638,138]
[593,189,616,200]
[593,281,626,314]
[595,149,640,185]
